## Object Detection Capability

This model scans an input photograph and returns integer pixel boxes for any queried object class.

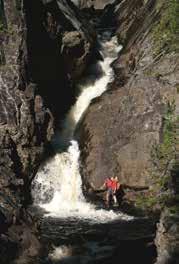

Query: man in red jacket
[104,176,117,207]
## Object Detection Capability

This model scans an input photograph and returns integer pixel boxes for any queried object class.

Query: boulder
[77,76,172,190]
[61,30,91,79]
[155,209,179,264]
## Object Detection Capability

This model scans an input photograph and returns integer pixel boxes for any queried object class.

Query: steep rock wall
[155,209,179,264]
[0,0,95,262]
[77,0,179,262]
[77,0,178,205]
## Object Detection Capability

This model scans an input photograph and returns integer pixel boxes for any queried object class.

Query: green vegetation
[135,192,160,211]
[152,100,176,168]
[151,100,176,197]
[169,204,179,214]
[0,20,16,38]
[136,101,176,212]
[15,0,21,11]
[153,0,179,55]
[0,1,5,65]
[0,0,6,31]
[0,21,4,33]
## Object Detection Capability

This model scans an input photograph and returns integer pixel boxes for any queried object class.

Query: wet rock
[62,30,91,79]
[4,221,41,264]
[0,234,19,264]
[155,209,179,264]
[74,0,116,10]
[45,0,95,79]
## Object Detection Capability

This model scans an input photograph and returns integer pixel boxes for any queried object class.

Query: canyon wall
[77,0,178,207]
[76,0,179,262]
[0,0,95,262]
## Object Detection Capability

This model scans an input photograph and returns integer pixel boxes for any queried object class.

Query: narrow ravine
[1,1,178,263]
[30,33,157,264]
[32,33,132,221]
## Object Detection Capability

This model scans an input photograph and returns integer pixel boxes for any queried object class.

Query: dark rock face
[155,209,179,264]
[23,0,96,122]
[0,220,41,264]
[72,0,116,10]
[0,0,51,261]
[0,0,95,262]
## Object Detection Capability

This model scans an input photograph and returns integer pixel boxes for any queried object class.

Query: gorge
[0,0,179,263]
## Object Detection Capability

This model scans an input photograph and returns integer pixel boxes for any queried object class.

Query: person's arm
[117,182,121,190]
[100,182,106,190]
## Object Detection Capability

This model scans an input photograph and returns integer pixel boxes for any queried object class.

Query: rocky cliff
[77,0,178,209]
[0,0,95,262]
[76,0,179,262]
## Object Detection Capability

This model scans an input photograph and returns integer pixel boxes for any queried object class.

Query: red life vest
[111,180,117,191]
[112,179,121,191]
[105,178,112,188]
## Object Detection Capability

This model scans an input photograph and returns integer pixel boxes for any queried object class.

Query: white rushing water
[32,34,132,222]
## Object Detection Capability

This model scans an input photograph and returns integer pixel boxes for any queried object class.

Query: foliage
[0,21,16,38]
[152,0,179,55]
[169,204,179,214]
[152,100,175,180]
[135,192,160,211]
[0,21,4,33]
[15,0,22,11]
[151,100,176,203]
[0,0,6,32]
[136,101,176,212]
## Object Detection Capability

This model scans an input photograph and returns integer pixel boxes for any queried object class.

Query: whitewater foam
[49,245,73,261]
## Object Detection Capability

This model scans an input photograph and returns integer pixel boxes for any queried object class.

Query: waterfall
[32,34,132,222]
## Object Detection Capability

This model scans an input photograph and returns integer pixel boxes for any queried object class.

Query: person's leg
[108,189,114,207]
[105,190,110,207]
[113,193,117,205]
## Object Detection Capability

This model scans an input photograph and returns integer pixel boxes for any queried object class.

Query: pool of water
[30,207,157,264]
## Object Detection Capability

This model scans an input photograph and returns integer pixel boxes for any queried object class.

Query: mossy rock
[152,0,179,55]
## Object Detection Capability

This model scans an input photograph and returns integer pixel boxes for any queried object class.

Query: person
[103,177,117,207]
[114,176,121,191]
[112,176,121,205]
[114,176,125,205]
[102,177,112,207]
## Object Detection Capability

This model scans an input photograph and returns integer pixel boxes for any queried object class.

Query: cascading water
[32,34,132,222]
